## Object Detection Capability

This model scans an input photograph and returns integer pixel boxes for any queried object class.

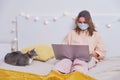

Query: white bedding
[0,56,120,80]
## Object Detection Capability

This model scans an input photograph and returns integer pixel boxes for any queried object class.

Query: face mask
[77,23,89,30]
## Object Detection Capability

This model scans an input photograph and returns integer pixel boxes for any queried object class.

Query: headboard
[17,16,75,50]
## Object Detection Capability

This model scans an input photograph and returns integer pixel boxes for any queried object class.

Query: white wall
[0,0,120,59]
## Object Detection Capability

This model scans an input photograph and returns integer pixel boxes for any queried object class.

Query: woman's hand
[92,51,101,60]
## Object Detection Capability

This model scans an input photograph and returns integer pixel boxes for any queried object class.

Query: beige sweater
[63,30,106,59]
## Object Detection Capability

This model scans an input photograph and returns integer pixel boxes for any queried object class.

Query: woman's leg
[71,59,88,74]
[52,58,72,74]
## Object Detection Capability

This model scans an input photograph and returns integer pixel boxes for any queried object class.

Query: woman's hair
[74,10,96,36]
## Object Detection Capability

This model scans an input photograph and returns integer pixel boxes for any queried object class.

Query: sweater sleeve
[94,32,107,59]
[63,32,72,44]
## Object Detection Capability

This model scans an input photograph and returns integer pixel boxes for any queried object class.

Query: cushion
[21,44,54,61]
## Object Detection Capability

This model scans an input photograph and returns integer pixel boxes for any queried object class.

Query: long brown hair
[74,10,96,36]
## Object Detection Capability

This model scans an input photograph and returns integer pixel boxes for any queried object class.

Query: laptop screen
[52,44,92,62]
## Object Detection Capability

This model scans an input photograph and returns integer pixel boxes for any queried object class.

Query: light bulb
[19,12,25,16]
[44,20,49,25]
[25,14,30,19]
[34,17,40,22]
[72,16,76,20]
[53,17,58,22]
[11,19,16,23]
[106,24,111,28]
[63,11,68,16]
[11,28,16,33]
[14,38,18,41]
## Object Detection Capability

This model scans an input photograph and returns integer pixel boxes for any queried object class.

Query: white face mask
[77,23,89,30]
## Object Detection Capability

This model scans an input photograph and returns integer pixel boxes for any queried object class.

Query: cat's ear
[26,50,30,54]
[31,48,35,51]
[33,48,35,50]
[28,48,35,54]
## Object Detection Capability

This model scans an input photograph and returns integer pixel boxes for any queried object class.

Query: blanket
[0,68,95,80]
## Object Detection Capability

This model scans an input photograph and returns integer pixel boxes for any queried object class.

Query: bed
[0,16,120,80]
[0,56,120,80]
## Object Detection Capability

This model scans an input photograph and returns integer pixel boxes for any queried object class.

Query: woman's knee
[61,58,72,63]
[53,58,72,73]
[73,58,87,66]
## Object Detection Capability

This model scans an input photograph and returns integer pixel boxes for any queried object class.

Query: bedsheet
[0,57,120,80]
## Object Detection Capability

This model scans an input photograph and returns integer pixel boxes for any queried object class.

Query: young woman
[53,10,106,74]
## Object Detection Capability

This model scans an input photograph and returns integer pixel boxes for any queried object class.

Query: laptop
[52,44,92,62]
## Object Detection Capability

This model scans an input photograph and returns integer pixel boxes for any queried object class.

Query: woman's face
[78,17,86,23]
[77,17,89,30]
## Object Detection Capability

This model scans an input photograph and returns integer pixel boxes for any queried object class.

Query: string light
[11,12,120,28]
[11,16,19,51]
[25,14,30,20]
[44,20,49,25]
[14,37,18,41]
[19,12,25,17]
[72,16,76,20]
[106,24,111,28]
[11,28,16,33]
[53,17,58,22]
[34,16,40,22]
[63,11,69,16]
[11,19,17,23]
[11,38,18,52]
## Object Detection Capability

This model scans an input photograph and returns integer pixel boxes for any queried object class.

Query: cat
[4,48,38,66]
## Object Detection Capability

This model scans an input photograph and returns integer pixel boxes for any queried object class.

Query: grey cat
[4,49,38,66]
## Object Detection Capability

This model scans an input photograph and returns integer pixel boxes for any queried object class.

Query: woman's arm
[93,32,107,60]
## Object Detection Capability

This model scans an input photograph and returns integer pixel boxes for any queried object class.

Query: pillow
[21,44,54,61]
